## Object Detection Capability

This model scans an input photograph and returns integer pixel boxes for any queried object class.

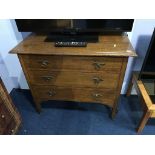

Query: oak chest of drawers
[10,34,136,118]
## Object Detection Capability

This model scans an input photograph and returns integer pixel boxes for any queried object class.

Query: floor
[10,88,155,135]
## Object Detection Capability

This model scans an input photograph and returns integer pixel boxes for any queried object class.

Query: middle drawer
[28,70,119,89]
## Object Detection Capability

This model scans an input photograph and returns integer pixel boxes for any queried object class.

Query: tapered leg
[34,99,42,113]
[126,78,133,97]
[137,110,152,133]
[111,106,118,119]
[36,103,41,113]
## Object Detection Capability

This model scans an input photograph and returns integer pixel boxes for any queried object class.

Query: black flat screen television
[139,28,155,79]
[15,19,134,42]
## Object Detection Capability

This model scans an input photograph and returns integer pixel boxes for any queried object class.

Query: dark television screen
[15,19,134,33]
[139,28,155,79]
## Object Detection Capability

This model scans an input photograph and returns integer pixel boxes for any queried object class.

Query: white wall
[0,19,30,92]
[122,19,155,94]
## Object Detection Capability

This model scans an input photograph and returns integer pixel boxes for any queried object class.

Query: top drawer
[20,55,123,72]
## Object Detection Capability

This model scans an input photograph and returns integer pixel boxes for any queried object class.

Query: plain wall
[1,19,155,94]
[0,19,30,92]
[122,19,155,94]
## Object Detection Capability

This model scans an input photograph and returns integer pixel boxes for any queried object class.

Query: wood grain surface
[10,34,136,57]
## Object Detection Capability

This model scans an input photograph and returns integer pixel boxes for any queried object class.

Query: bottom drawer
[32,86,116,107]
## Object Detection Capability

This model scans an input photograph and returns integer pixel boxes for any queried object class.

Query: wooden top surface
[10,34,137,57]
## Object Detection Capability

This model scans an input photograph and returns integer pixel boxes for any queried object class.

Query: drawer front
[32,86,116,107]
[21,55,123,72]
[29,70,119,89]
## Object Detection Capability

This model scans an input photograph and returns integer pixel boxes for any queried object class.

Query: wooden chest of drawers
[10,34,136,118]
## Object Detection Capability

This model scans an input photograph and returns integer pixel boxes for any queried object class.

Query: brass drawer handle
[38,60,49,67]
[41,76,54,81]
[92,77,104,84]
[92,93,103,100]
[93,61,105,70]
[47,90,56,97]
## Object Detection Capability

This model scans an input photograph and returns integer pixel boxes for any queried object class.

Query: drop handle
[92,77,104,84]
[47,90,56,96]
[38,60,49,67]
[92,61,105,70]
[92,93,103,100]
[92,93,103,97]
[41,75,54,81]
